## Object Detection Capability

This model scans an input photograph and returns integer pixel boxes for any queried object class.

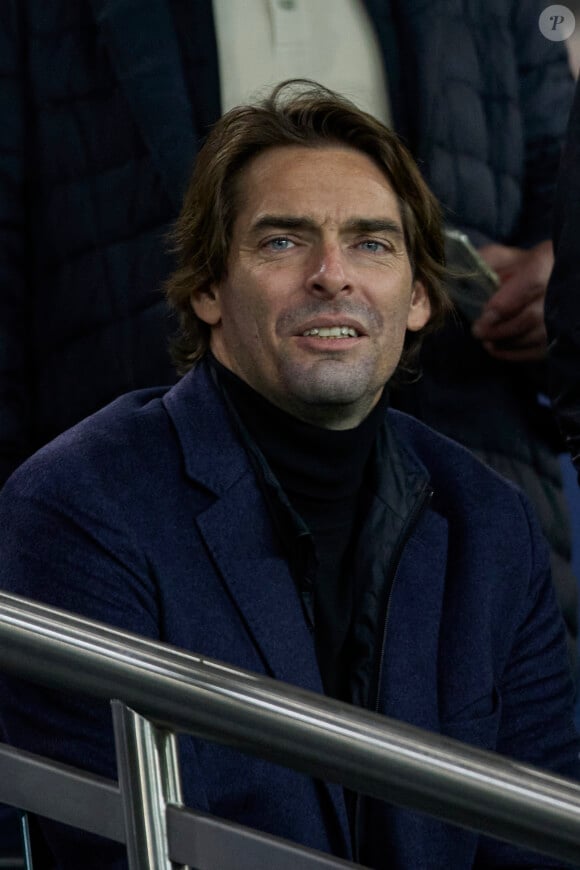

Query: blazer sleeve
[0,2,35,486]
[0,456,208,868]
[475,491,580,868]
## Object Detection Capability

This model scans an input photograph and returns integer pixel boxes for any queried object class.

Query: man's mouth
[301,326,360,338]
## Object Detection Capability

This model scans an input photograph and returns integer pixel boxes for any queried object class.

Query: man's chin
[293,384,365,406]
[277,373,383,428]
[283,359,378,402]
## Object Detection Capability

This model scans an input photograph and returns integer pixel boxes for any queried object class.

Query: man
[546,77,580,482]
[0,82,577,869]
[2,0,576,671]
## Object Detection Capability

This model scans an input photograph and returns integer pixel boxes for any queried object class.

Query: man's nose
[305,243,353,297]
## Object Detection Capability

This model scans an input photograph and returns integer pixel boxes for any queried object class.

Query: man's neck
[208,353,388,500]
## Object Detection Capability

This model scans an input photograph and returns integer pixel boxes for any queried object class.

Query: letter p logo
[539,5,576,40]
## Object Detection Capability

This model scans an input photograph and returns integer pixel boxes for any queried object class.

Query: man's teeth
[302,326,359,338]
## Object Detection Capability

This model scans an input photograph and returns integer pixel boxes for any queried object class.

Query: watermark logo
[539,5,576,41]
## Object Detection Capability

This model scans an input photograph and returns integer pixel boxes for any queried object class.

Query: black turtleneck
[209,354,389,700]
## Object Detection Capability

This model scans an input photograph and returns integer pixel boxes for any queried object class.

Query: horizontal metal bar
[0,743,123,843]
[0,742,361,869]
[165,804,361,869]
[1,591,580,863]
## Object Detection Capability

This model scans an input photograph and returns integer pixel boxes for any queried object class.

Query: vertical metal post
[20,812,34,870]
[112,700,187,870]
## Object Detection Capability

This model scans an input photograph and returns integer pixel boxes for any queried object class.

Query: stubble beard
[277,355,387,428]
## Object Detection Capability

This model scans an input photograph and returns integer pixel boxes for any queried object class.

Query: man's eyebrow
[250,215,318,234]
[250,215,405,236]
[343,218,405,237]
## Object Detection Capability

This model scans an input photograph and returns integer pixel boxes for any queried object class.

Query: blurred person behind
[546,75,580,479]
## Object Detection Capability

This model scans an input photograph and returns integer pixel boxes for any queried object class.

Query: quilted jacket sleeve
[511,0,575,246]
[0,2,34,486]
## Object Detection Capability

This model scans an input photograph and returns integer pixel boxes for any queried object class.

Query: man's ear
[406,280,431,332]
[190,283,222,326]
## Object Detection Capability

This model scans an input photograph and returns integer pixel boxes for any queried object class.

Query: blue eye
[266,237,294,251]
[358,239,387,253]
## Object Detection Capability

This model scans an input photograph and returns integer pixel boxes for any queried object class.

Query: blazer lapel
[195,476,322,693]
[196,470,354,855]
[89,0,196,208]
[164,364,320,688]
[163,364,351,850]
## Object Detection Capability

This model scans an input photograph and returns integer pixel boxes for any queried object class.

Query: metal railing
[0,590,580,867]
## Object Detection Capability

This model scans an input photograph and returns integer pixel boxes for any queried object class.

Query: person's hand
[471,240,554,362]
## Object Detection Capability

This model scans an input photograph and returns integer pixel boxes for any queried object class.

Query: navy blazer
[0,361,577,868]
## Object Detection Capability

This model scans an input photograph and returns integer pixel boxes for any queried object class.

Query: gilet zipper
[352,482,433,864]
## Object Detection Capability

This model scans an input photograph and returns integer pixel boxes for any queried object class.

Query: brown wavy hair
[164,80,451,382]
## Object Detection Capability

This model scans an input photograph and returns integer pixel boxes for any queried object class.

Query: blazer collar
[162,360,253,494]
[89,0,197,208]
[162,361,325,688]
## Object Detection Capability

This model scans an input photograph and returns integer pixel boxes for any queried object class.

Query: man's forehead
[240,142,395,186]
[234,144,402,227]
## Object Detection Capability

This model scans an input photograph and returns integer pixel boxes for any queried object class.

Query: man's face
[192,145,430,428]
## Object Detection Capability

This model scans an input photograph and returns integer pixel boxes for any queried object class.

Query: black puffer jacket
[385,0,573,246]
[0,0,219,482]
